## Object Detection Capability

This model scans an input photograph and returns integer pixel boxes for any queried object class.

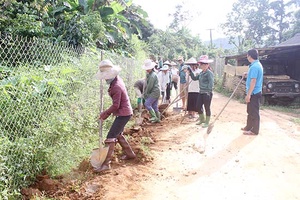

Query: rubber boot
[137,102,143,113]
[94,138,116,173]
[152,111,161,123]
[117,133,136,160]
[135,112,143,125]
[196,113,205,125]
[202,116,211,128]
[149,109,158,122]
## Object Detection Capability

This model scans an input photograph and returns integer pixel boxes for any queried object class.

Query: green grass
[263,104,300,116]
[293,118,300,125]
[215,77,300,123]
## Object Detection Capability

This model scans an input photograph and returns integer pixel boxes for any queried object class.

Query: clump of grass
[264,105,300,115]
[293,118,300,125]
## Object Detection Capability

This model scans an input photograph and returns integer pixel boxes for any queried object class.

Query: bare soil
[22,92,300,200]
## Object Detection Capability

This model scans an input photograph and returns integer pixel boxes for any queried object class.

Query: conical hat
[185,57,197,64]
[95,59,121,80]
[142,59,156,70]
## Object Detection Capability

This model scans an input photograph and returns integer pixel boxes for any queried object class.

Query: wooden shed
[223,33,300,103]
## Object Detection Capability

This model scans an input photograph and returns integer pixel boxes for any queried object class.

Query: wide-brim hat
[170,61,177,66]
[198,55,213,64]
[142,59,156,70]
[185,57,197,65]
[95,59,121,80]
[160,65,169,71]
[181,65,189,70]
[177,56,184,61]
[163,60,171,65]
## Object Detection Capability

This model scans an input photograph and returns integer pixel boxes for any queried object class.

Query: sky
[133,0,237,41]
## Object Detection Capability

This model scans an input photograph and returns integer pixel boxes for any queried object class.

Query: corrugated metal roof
[224,33,300,60]
[224,47,274,60]
[275,33,300,47]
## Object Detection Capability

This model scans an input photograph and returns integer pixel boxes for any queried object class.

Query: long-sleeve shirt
[134,79,146,94]
[100,76,133,120]
[179,63,186,84]
[157,71,170,92]
[144,71,160,99]
[189,69,214,93]
[187,68,201,93]
[171,67,179,82]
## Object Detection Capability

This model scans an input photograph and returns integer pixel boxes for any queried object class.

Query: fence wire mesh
[0,33,143,198]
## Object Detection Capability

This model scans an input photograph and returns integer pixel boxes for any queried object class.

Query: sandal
[241,127,248,131]
[243,130,257,135]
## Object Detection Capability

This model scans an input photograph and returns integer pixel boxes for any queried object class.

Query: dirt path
[118,92,300,200]
[24,92,300,200]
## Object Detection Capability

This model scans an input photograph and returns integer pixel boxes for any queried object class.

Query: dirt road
[24,92,300,200]
[130,93,300,200]
[108,92,300,200]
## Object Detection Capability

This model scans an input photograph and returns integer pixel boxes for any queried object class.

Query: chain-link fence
[0,33,144,198]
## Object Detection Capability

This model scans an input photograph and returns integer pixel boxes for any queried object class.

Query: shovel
[159,87,169,109]
[206,76,244,134]
[195,76,244,154]
[180,75,191,124]
[90,54,108,169]
[161,80,192,116]
[90,119,108,169]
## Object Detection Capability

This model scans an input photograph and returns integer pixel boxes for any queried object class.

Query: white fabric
[95,65,121,80]
[185,57,197,64]
[158,71,170,91]
[171,67,179,76]
[142,59,156,70]
[187,68,201,93]
[171,67,179,82]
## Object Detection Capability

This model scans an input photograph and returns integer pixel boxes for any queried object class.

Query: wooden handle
[213,76,244,123]
[99,51,104,145]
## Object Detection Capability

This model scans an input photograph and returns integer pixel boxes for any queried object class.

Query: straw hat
[177,56,184,61]
[198,55,213,64]
[163,60,171,65]
[95,59,121,80]
[170,61,177,66]
[142,59,156,70]
[185,57,197,65]
[160,65,169,71]
[181,65,189,70]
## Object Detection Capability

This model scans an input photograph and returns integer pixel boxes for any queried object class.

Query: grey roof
[275,33,300,47]
[224,33,300,60]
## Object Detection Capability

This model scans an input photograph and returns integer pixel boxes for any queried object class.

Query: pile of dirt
[21,108,178,200]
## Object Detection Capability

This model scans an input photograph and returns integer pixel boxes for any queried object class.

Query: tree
[291,9,300,34]
[168,2,198,32]
[282,9,300,40]
[220,0,255,53]
[0,0,55,37]
[0,0,153,54]
[221,0,300,51]
[147,27,206,61]
[122,4,155,41]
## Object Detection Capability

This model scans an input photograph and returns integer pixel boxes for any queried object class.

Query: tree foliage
[148,27,208,61]
[282,7,300,40]
[221,0,300,52]
[0,0,154,56]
